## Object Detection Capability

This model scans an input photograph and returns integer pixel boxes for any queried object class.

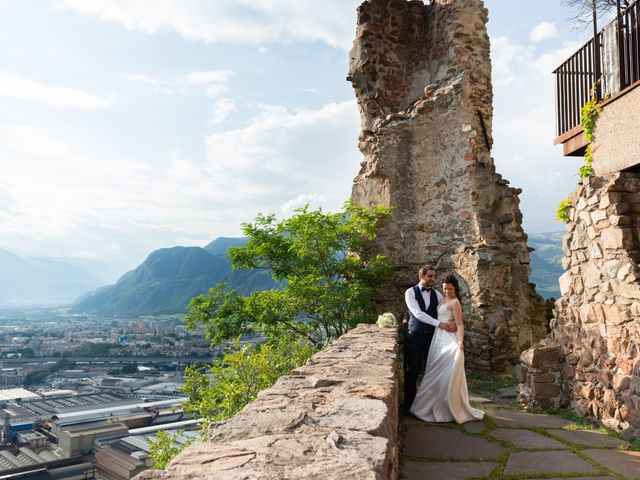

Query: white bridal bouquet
[376,312,398,328]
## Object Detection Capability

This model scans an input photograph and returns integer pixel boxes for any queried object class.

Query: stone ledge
[135,324,399,480]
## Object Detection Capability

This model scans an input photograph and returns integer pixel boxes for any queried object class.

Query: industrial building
[0,386,195,479]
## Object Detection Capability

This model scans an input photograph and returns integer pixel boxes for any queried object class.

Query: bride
[410,274,484,423]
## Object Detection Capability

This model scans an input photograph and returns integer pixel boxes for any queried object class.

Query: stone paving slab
[548,428,630,448]
[403,425,505,460]
[402,414,425,426]
[498,386,518,399]
[584,448,640,479]
[486,408,573,428]
[490,428,568,449]
[503,450,598,475]
[469,393,492,404]
[463,421,486,434]
[529,477,615,480]
[402,461,497,479]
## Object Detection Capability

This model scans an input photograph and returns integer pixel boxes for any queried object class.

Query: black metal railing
[554,0,640,138]
[619,0,640,90]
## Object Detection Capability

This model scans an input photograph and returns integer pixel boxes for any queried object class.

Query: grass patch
[516,406,640,451]
[608,431,640,451]
[467,372,518,393]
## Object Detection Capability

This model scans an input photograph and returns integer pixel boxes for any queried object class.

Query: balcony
[554,0,640,157]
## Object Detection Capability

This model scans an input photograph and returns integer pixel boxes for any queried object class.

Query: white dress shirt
[404,285,444,327]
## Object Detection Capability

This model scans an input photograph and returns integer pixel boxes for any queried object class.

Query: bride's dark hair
[443,273,461,299]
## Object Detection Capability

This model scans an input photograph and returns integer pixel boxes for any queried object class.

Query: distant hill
[72,237,277,316]
[528,231,565,299]
[4,232,563,312]
[0,248,104,305]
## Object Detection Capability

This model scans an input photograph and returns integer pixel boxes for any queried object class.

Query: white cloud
[210,98,237,124]
[203,100,360,211]
[0,125,79,159]
[491,36,530,87]
[0,71,113,109]
[281,194,327,215]
[0,186,14,213]
[529,21,558,42]
[184,71,233,85]
[205,101,358,178]
[0,100,361,264]
[122,70,233,98]
[55,0,360,50]
[490,36,585,233]
[120,73,160,85]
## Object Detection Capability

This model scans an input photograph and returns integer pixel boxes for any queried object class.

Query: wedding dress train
[410,303,484,424]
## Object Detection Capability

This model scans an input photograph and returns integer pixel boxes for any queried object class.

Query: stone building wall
[135,325,399,480]
[520,173,640,437]
[592,83,640,176]
[348,0,546,371]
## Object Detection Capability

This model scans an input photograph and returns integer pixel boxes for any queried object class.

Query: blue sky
[0,1,606,273]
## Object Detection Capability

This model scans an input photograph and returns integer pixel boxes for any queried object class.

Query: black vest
[408,285,438,336]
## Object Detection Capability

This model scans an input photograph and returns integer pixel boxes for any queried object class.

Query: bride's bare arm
[452,300,464,349]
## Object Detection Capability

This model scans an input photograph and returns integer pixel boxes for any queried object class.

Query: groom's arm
[404,289,440,328]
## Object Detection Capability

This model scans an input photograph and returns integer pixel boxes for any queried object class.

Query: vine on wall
[556,86,603,223]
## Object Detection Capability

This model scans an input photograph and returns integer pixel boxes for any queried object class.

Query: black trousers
[403,325,435,411]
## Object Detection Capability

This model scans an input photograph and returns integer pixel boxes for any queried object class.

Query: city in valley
[0,305,218,479]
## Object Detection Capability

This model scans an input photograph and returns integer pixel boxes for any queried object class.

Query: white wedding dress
[410,303,484,423]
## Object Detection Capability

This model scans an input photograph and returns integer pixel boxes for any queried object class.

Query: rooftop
[0,388,39,402]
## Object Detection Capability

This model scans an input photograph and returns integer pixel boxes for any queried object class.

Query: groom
[403,264,456,415]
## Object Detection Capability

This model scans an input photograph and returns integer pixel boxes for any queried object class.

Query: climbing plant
[578,90,602,179]
[556,85,603,223]
[556,199,572,223]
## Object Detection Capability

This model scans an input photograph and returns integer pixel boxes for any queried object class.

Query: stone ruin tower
[348,0,547,371]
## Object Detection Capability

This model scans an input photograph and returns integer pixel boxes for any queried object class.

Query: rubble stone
[518,172,640,439]
[348,0,546,371]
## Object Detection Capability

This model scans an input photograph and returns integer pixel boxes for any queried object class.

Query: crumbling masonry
[348,0,547,371]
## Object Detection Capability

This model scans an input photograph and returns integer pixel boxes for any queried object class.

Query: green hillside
[72,239,276,315]
[528,231,564,299]
[70,232,565,315]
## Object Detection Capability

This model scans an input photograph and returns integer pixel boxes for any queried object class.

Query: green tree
[185,200,392,346]
[24,370,48,386]
[148,430,194,470]
[170,201,391,465]
[180,334,316,426]
[120,363,138,374]
[48,358,76,373]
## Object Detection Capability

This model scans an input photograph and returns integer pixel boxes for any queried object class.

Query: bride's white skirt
[410,328,484,424]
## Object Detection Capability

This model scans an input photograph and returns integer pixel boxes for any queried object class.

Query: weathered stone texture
[134,325,399,480]
[592,83,640,176]
[348,0,546,371]
[519,172,640,439]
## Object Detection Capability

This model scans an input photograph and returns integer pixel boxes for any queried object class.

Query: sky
[0,1,611,274]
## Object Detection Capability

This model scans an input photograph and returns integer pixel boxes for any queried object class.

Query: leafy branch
[556,85,603,223]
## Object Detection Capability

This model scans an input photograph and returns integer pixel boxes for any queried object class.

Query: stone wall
[519,172,640,438]
[135,325,399,480]
[348,0,546,371]
[592,83,640,176]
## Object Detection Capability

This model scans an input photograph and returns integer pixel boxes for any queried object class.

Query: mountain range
[0,248,120,305]
[1,232,563,313]
[70,238,276,315]
[528,231,564,299]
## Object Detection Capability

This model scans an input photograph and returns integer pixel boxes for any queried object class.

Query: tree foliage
[148,430,194,470]
[184,200,392,346]
[169,200,391,467]
[179,334,316,426]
